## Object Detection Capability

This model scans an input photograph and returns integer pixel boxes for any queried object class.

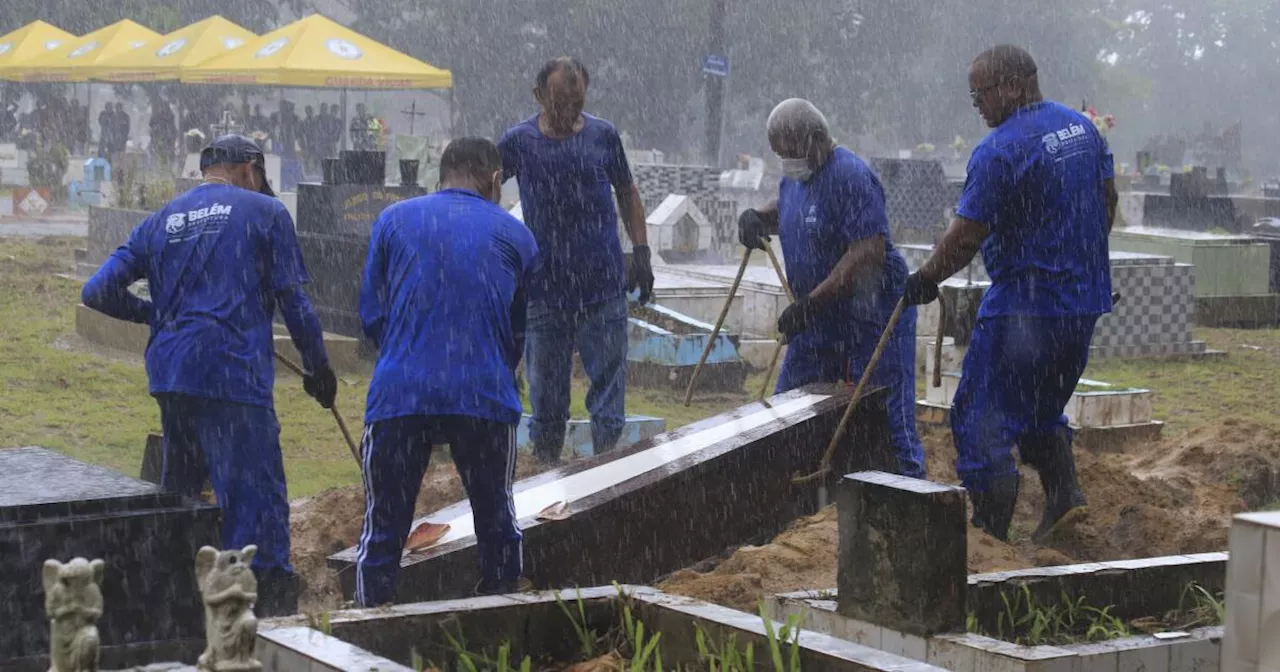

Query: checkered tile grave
[869,157,954,244]
[900,246,1205,359]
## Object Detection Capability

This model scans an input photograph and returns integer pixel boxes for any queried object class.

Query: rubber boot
[1031,431,1088,542]
[255,569,299,617]
[474,576,533,596]
[968,473,1020,541]
[531,440,564,467]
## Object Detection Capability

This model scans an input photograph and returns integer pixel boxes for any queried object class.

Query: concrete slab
[329,384,898,602]
[0,447,218,667]
[75,303,371,375]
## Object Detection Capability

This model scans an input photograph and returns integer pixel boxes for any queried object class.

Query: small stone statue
[43,557,104,672]
[195,546,261,672]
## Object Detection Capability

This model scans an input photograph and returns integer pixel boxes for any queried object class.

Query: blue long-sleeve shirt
[359,188,539,425]
[81,183,328,408]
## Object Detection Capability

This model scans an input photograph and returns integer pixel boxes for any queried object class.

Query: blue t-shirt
[498,114,632,308]
[93,183,312,408]
[778,147,909,346]
[359,189,539,426]
[956,101,1115,318]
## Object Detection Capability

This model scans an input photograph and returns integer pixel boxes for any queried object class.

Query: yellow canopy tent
[7,20,160,82]
[180,14,451,90]
[89,16,256,83]
[0,21,77,80]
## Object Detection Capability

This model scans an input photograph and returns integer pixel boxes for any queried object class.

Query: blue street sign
[702,53,729,77]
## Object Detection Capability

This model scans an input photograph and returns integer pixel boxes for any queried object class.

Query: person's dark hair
[975,44,1038,82]
[440,137,502,183]
[535,56,589,90]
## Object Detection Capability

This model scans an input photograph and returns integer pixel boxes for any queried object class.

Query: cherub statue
[195,545,262,672]
[42,557,104,672]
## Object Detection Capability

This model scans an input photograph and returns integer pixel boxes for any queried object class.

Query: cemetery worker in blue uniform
[498,57,653,464]
[901,45,1117,542]
[355,138,538,606]
[81,134,337,616]
[738,98,925,479]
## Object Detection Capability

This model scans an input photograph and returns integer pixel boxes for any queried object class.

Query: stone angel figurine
[42,557,104,672]
[196,545,261,672]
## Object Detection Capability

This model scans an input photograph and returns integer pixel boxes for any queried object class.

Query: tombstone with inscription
[295,151,425,338]
[0,447,219,669]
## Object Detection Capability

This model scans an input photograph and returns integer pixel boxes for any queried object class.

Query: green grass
[6,235,1280,498]
[1086,328,1280,435]
[0,236,761,498]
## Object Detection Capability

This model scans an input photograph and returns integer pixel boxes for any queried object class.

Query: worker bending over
[903,45,1117,541]
[82,134,336,616]
[355,138,538,606]
[738,98,925,479]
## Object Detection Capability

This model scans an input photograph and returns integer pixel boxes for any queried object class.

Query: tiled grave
[258,586,947,671]
[633,163,739,251]
[1111,226,1271,298]
[626,302,749,390]
[867,158,953,245]
[902,245,1211,359]
[1221,511,1280,671]
[329,384,898,602]
[766,469,1228,671]
[658,262,789,337]
[514,414,665,459]
[0,447,219,671]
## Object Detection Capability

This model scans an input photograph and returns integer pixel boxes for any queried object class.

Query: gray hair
[766,98,830,141]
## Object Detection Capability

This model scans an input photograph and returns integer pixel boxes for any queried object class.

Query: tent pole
[449,87,456,138]
[341,88,348,151]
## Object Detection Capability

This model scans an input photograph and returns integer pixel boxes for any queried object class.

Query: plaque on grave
[0,447,219,668]
[295,181,425,338]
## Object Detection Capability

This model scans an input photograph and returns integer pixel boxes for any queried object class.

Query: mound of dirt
[662,420,1270,612]
[659,507,837,613]
[291,456,544,611]
[658,505,1028,612]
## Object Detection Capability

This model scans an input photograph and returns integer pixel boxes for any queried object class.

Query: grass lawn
[4,235,1278,498]
[0,236,766,498]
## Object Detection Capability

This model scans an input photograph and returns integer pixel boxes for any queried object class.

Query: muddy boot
[968,474,1020,541]
[255,569,299,617]
[474,576,534,596]
[1031,431,1088,543]
[532,440,564,467]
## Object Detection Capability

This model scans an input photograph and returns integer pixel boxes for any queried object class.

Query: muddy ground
[291,419,1276,614]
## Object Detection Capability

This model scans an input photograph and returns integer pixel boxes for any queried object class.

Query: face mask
[781,158,813,182]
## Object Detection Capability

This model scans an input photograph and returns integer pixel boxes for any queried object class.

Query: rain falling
[0,1,1278,670]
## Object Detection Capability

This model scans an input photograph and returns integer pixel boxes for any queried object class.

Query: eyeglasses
[969,83,999,101]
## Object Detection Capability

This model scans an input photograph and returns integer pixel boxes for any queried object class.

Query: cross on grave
[400,100,426,136]
[210,109,242,138]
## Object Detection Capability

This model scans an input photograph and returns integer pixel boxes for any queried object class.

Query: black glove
[627,245,655,305]
[777,295,820,339]
[902,271,940,306]
[303,365,338,409]
[738,209,771,251]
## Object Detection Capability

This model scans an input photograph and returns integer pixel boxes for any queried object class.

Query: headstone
[295,182,425,338]
[836,471,967,636]
[0,447,219,665]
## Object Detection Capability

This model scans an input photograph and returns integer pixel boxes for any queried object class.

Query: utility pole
[704,0,727,168]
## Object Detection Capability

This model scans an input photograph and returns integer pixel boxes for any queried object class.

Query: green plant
[304,610,332,636]
[555,587,599,660]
